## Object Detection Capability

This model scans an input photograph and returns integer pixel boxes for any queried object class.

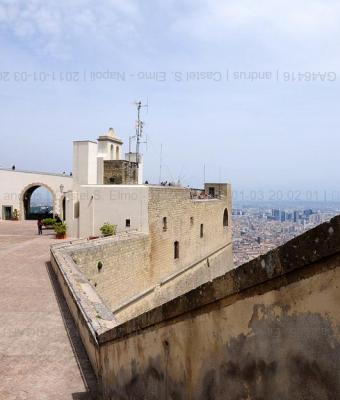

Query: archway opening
[23,186,54,220]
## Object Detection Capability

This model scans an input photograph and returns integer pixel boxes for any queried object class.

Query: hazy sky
[0,0,339,201]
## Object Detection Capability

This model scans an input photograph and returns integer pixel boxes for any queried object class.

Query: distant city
[232,201,340,266]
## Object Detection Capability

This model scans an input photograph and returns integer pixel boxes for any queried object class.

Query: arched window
[223,208,229,227]
[110,144,114,159]
[163,217,167,231]
[116,146,119,160]
[174,241,179,259]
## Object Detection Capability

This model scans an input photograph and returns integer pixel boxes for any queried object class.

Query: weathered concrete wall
[95,216,340,399]
[52,210,340,399]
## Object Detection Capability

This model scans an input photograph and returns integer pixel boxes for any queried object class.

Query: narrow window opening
[126,219,131,228]
[174,241,179,259]
[223,208,229,227]
[200,224,204,238]
[190,216,194,226]
[163,217,167,231]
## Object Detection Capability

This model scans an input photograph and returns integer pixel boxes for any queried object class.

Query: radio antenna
[134,100,148,164]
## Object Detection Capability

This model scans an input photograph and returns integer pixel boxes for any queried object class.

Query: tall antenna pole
[135,100,148,164]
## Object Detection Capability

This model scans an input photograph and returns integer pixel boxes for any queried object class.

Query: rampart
[50,216,340,399]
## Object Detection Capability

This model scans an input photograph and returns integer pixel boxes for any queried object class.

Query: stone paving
[0,221,97,400]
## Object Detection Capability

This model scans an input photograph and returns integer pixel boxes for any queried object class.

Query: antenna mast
[134,100,148,164]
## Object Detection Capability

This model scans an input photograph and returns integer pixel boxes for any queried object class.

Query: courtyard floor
[0,221,97,400]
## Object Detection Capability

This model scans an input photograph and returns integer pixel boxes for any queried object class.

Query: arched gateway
[0,168,72,221]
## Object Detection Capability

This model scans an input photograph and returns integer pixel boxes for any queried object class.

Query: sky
[0,0,340,202]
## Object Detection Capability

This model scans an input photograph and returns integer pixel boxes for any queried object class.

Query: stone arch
[19,182,58,220]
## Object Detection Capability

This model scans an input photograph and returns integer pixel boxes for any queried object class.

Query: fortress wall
[96,216,340,399]
[147,185,233,283]
[114,241,233,322]
[69,233,151,311]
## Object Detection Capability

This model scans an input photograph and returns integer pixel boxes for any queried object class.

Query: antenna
[134,100,148,164]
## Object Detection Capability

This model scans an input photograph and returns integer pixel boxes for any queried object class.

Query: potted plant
[54,222,67,239]
[100,223,116,237]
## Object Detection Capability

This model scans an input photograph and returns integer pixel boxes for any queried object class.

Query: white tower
[97,128,123,160]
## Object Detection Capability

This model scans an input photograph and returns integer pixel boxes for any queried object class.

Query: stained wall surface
[99,253,340,400]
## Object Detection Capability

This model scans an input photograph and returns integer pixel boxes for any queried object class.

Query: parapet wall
[51,216,340,399]
[68,232,151,312]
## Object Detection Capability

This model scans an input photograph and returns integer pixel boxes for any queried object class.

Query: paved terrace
[0,221,97,400]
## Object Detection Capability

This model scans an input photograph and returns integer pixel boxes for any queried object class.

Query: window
[126,219,131,228]
[110,144,114,159]
[190,216,194,226]
[200,224,204,238]
[174,241,179,259]
[223,208,229,228]
[116,146,119,160]
[163,217,167,231]
[208,187,215,197]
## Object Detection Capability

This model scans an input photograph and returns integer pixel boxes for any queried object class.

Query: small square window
[126,219,131,228]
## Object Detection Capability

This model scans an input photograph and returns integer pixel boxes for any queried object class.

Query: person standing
[37,219,43,235]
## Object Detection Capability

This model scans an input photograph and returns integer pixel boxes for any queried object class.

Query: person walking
[37,219,43,235]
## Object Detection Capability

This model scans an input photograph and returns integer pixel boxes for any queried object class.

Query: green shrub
[42,218,56,226]
[100,223,116,236]
[54,222,67,235]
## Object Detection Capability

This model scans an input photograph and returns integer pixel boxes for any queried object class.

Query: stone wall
[96,216,340,399]
[69,233,151,311]
[66,184,233,322]
[103,160,139,184]
[147,185,233,284]
[51,215,340,399]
